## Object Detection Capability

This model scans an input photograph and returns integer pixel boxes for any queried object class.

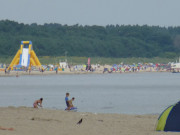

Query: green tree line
[0,20,180,58]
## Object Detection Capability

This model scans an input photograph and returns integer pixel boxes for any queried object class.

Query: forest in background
[0,20,180,64]
[0,56,175,65]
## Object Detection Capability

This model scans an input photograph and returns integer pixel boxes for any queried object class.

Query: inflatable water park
[8,41,41,70]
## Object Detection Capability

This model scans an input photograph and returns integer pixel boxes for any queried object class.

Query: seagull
[77,118,83,125]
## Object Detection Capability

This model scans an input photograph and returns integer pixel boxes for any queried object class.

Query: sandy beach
[0,66,168,77]
[0,107,178,135]
[0,70,103,77]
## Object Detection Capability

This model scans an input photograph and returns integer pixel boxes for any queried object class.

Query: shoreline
[0,69,170,77]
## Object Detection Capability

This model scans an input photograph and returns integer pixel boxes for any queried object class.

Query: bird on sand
[77,118,83,124]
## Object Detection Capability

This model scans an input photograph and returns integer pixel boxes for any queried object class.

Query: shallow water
[0,72,180,114]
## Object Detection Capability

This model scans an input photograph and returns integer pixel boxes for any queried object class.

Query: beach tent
[156,101,180,131]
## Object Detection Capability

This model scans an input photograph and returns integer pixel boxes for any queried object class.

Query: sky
[0,0,180,26]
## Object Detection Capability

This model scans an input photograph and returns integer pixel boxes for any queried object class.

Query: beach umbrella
[156,101,180,131]
[113,64,117,67]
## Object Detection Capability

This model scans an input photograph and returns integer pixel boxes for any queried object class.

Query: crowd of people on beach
[103,63,171,73]
[40,62,171,73]
[0,62,173,76]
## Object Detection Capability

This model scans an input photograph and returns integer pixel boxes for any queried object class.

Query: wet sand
[0,107,178,135]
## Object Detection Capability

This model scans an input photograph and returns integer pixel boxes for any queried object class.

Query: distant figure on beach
[16,72,19,77]
[65,93,70,108]
[5,68,7,74]
[33,98,43,108]
[56,67,58,74]
[0,126,14,131]
[29,68,31,75]
[6,67,11,74]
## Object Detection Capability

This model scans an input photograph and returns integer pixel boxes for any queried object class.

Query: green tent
[156,101,180,131]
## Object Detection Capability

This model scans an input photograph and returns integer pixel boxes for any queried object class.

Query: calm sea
[0,72,180,114]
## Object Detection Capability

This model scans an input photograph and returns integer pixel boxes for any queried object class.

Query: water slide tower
[8,41,41,70]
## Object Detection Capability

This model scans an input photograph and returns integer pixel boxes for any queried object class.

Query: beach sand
[0,107,178,135]
[0,66,167,77]
[0,70,103,77]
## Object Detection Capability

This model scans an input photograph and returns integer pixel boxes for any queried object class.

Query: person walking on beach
[33,98,43,108]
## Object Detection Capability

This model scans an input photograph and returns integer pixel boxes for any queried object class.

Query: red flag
[88,57,91,66]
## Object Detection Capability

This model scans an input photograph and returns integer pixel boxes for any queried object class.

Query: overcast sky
[0,0,179,26]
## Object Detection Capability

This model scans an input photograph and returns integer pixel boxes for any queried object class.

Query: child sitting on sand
[33,98,43,108]
[68,97,75,109]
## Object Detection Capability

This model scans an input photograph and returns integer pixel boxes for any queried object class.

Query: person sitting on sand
[33,98,43,108]
[68,97,75,109]
[0,126,14,131]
